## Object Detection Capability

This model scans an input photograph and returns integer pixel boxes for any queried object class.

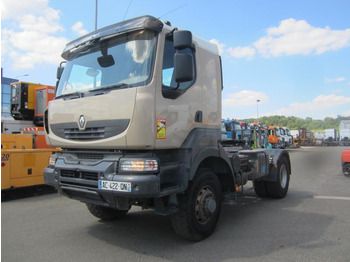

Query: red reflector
[1,162,6,167]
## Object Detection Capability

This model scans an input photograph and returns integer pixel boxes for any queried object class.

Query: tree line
[239,115,350,131]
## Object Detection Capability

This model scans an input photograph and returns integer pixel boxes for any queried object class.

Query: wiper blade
[56,91,85,100]
[88,83,130,93]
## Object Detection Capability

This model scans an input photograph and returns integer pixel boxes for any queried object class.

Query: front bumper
[45,165,160,209]
[44,152,162,209]
[44,151,183,210]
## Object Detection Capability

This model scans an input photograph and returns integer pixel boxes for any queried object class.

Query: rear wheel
[171,169,222,241]
[266,156,290,198]
[86,203,129,221]
[253,180,269,197]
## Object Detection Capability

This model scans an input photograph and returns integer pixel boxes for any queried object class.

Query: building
[1,68,18,118]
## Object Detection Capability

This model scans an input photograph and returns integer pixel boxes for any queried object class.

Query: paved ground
[2,146,350,262]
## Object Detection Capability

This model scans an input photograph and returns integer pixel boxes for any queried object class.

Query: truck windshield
[275,128,281,137]
[56,30,157,97]
[234,123,242,130]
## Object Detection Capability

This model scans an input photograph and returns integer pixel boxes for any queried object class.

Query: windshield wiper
[88,83,130,93]
[56,91,85,100]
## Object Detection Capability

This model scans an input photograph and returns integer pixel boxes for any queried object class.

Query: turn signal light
[49,155,57,167]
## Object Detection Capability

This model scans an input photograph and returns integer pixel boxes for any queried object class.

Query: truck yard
[2,146,349,262]
[2,9,350,262]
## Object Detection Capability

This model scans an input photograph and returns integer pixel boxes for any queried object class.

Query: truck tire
[86,203,129,221]
[266,156,290,198]
[344,163,350,177]
[253,180,269,197]
[171,169,222,241]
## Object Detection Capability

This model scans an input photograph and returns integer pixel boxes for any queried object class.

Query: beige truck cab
[44,15,291,241]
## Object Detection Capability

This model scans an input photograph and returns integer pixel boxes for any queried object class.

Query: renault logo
[79,115,86,129]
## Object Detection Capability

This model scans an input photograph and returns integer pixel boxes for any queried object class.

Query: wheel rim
[195,185,217,225]
[279,164,288,188]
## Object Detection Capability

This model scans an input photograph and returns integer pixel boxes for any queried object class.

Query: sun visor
[61,15,163,60]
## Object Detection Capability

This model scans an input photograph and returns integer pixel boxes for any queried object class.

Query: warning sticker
[156,119,166,139]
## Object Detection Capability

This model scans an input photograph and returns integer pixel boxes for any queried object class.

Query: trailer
[44,15,291,241]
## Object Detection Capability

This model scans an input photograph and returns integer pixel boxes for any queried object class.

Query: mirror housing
[56,66,64,80]
[173,30,193,50]
[174,53,194,83]
[56,61,66,80]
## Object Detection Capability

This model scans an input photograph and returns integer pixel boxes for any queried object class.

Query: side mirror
[174,53,194,83]
[173,30,193,50]
[56,61,66,80]
[56,66,64,80]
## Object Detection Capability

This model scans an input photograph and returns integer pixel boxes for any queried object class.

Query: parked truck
[44,16,291,241]
[283,127,293,148]
[222,119,245,147]
[324,128,338,146]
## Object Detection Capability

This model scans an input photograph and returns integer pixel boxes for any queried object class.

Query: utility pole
[95,0,98,30]
[256,99,260,123]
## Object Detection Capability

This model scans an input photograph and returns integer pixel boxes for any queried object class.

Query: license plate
[98,180,132,192]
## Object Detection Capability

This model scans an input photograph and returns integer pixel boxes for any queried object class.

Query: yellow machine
[1,148,59,190]
[1,133,60,190]
[298,128,316,146]
[2,80,59,190]
[1,133,33,150]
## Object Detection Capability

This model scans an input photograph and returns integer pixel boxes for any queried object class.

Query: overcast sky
[1,0,350,119]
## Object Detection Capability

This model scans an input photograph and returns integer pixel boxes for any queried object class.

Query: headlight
[49,155,57,167]
[119,159,159,172]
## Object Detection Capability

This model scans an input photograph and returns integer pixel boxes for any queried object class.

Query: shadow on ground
[87,188,334,262]
[1,185,57,202]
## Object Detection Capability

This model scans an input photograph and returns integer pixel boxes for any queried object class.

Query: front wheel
[86,203,129,221]
[171,169,222,241]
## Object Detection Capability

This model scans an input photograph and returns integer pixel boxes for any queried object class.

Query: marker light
[49,155,57,167]
[119,159,158,172]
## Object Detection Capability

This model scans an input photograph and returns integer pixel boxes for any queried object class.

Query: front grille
[64,127,105,140]
[75,152,104,161]
[61,170,98,181]
[51,119,130,141]
[60,170,99,188]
